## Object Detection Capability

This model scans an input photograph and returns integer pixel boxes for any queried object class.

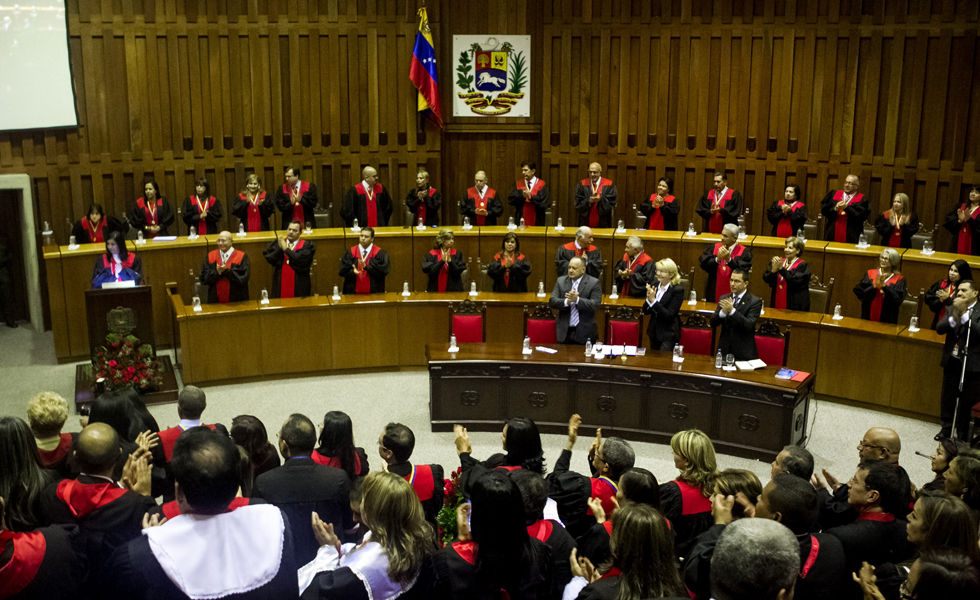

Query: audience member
[710,519,800,600]
[26,392,74,477]
[299,471,437,600]
[856,549,980,600]
[252,414,353,564]
[943,451,980,520]
[378,422,443,528]
[0,417,56,532]
[88,389,166,495]
[660,429,718,557]
[713,469,762,520]
[312,410,370,479]
[230,414,281,477]
[157,385,215,461]
[923,438,967,492]
[510,468,577,598]
[771,444,815,480]
[578,467,662,566]
[456,416,547,499]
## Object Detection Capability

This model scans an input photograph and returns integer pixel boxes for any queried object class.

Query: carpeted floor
[0,322,941,492]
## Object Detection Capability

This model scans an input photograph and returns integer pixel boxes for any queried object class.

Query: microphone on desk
[915,451,932,459]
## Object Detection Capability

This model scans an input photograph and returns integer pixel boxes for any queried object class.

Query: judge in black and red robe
[820,175,871,244]
[875,193,919,249]
[181,178,223,235]
[378,423,444,528]
[91,231,143,289]
[275,166,319,231]
[0,523,86,600]
[853,249,907,324]
[341,166,393,228]
[640,176,680,231]
[460,171,504,226]
[766,184,808,238]
[924,260,972,330]
[943,186,980,255]
[487,232,532,293]
[554,227,603,280]
[71,203,126,245]
[573,163,618,229]
[263,221,316,299]
[659,477,713,559]
[339,227,391,295]
[231,174,275,232]
[695,173,743,234]
[613,237,655,298]
[422,229,466,293]
[156,392,217,462]
[698,224,752,303]
[35,432,76,479]
[128,181,175,239]
[507,161,551,227]
[199,231,250,304]
[405,170,442,228]
[762,236,811,312]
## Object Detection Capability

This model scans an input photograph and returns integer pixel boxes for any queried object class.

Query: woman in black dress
[642,258,684,352]
[853,248,907,324]
[487,232,531,292]
[128,181,174,239]
[924,259,973,330]
[766,184,808,238]
[181,177,223,235]
[422,228,466,292]
[762,236,811,311]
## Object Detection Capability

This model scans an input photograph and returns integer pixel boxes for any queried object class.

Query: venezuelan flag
[409,8,443,128]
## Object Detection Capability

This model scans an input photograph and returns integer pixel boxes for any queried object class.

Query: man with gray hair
[613,236,654,297]
[573,162,618,228]
[157,385,216,462]
[699,222,753,302]
[710,519,799,600]
[555,226,603,279]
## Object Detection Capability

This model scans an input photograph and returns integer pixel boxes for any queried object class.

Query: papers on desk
[736,359,767,371]
[102,280,136,289]
[534,346,558,354]
[590,345,638,358]
[152,236,178,241]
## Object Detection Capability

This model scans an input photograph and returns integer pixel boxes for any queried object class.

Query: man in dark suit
[549,256,602,345]
[936,279,980,440]
[710,268,761,361]
[252,413,353,564]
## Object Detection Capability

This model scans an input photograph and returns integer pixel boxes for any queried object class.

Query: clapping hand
[569,549,600,582]
[456,502,472,542]
[719,297,734,314]
[654,195,665,208]
[937,288,950,302]
[770,256,782,271]
[645,283,657,303]
[852,562,887,600]
[566,289,579,303]
[717,246,731,262]
[122,452,152,497]
[277,235,288,251]
[312,513,343,556]
[587,427,602,464]
[836,200,847,211]
[566,413,582,450]
[781,203,792,214]
[453,424,472,455]
[142,513,167,530]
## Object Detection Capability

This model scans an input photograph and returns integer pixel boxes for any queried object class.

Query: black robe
[181,196,223,235]
[200,249,251,303]
[613,252,655,298]
[405,187,442,227]
[263,239,316,298]
[766,200,808,238]
[341,183,393,228]
[460,187,504,226]
[507,179,551,227]
[274,182,319,230]
[825,514,915,574]
[762,258,811,311]
[0,525,86,600]
[875,211,919,249]
[924,279,956,330]
[339,246,391,294]
[527,519,578,599]
[943,203,980,255]
[695,188,742,234]
[640,194,681,231]
[422,538,554,600]
[231,192,276,232]
[698,244,753,303]
[820,190,871,244]
[91,253,143,289]
[128,198,175,238]
[853,271,907,324]
[71,216,128,245]
[573,178,618,228]
[659,479,713,558]
[422,249,466,293]
[554,243,603,279]
[487,253,532,292]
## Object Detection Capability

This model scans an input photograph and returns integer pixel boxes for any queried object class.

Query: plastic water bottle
[833,304,842,319]
[260,289,270,304]
[238,223,246,236]
[687,223,696,235]
[519,217,526,229]
[136,230,144,244]
[523,336,531,351]
[191,296,202,312]
[797,228,805,241]
[537,281,546,297]
[508,217,516,230]
[449,334,458,352]
[609,281,619,300]
[189,226,196,238]
[688,290,697,305]
[331,285,341,300]
[556,217,564,230]
[463,216,471,229]
[352,219,360,232]
[616,219,625,232]
[469,281,478,296]
[417,217,424,230]
[715,349,723,368]
[402,281,411,297]
[585,339,593,357]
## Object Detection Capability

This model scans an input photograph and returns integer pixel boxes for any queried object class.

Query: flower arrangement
[92,332,163,392]
[436,466,464,547]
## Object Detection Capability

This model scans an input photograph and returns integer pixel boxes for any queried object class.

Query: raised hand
[312,513,342,554]
[142,512,168,530]
[453,424,472,455]
[566,413,582,449]
[587,496,607,523]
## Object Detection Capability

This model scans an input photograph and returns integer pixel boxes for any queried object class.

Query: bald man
[275,166,319,231]
[573,163,618,228]
[199,230,250,303]
[460,170,504,226]
[820,174,871,244]
[341,166,393,228]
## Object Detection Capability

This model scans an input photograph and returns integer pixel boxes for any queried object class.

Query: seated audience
[312,410,370,479]
[0,417,56,532]
[770,444,815,480]
[26,391,75,477]
[252,414,353,564]
[709,519,800,600]
[713,469,763,520]
[510,468,577,598]
[856,548,980,600]
[923,438,967,492]
[230,414,281,478]
[660,429,718,557]
[378,422,443,528]
[87,390,165,493]
[157,385,215,461]
[853,248,907,324]
[299,471,437,600]
[456,416,546,483]
[578,467,662,566]
[943,450,980,520]
[424,470,553,599]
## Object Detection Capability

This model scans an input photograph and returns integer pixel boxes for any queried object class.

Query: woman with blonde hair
[659,429,718,556]
[875,192,920,249]
[232,173,274,232]
[853,248,907,324]
[422,228,466,292]
[642,257,684,352]
[298,471,436,599]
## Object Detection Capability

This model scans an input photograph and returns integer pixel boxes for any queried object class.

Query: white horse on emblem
[478,72,505,87]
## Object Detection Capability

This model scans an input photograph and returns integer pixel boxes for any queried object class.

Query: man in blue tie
[710,268,762,360]
[550,256,601,344]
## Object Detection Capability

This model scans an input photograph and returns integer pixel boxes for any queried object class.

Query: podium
[84,285,154,357]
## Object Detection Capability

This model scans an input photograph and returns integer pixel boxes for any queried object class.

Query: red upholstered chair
[604,305,642,346]
[755,319,791,367]
[449,299,486,343]
[679,313,714,356]
[524,304,558,345]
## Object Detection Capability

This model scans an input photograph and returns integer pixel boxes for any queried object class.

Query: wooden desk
[899,249,980,302]
[815,315,904,404]
[890,326,944,416]
[427,343,814,461]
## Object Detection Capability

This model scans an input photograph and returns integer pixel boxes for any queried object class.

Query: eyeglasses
[858,440,886,451]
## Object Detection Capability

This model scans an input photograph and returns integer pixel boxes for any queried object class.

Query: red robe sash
[468,187,495,226]
[160,496,252,520]
[102,253,137,281]
[707,188,734,234]
[191,196,216,235]
[242,192,267,232]
[0,530,46,598]
[957,204,980,255]
[647,194,675,230]
[413,187,436,224]
[280,239,305,298]
[800,535,820,578]
[883,210,904,248]
[494,465,522,472]
[713,243,745,301]
[563,241,596,258]
[588,476,619,517]
[311,450,363,476]
[451,540,477,565]
[526,519,554,543]
[55,479,128,518]
[430,248,456,292]
[351,244,381,294]
[832,191,864,243]
[599,567,624,581]
[583,177,612,228]
[208,249,245,303]
[938,280,951,322]
[37,433,73,468]
[620,252,653,296]
[775,258,803,310]
[776,200,801,238]
[282,182,310,226]
[138,198,163,238]
[494,253,524,288]
[81,217,107,243]
[403,464,435,502]
[358,183,383,227]
[675,479,712,516]
[856,511,896,523]
[867,269,903,322]
[516,178,546,226]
